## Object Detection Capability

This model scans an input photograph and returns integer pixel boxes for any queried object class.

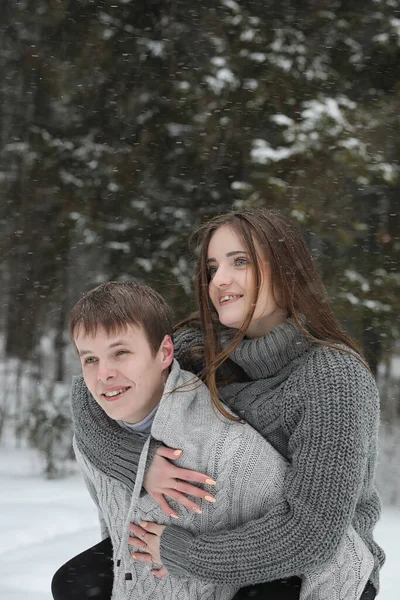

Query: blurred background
[0,0,399,505]
[1,2,399,597]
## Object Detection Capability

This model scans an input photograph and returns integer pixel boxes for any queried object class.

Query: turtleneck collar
[225,319,313,380]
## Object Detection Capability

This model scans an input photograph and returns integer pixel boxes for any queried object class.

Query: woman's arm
[157,349,380,586]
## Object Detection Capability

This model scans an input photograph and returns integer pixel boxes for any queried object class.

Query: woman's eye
[235,257,248,267]
[207,266,218,279]
[116,350,128,356]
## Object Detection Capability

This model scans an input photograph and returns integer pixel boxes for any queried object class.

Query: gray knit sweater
[161,320,385,593]
[72,358,374,600]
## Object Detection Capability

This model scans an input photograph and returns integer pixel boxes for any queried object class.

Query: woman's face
[207,225,286,338]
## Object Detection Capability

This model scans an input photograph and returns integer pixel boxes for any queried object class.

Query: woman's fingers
[140,522,165,535]
[127,516,168,578]
[169,464,216,486]
[165,490,202,513]
[128,535,147,551]
[144,453,217,516]
[173,479,216,501]
[152,567,168,579]
[152,486,215,514]
[155,446,183,460]
[145,454,216,515]
[132,551,153,562]
[153,448,217,486]
[129,523,147,538]
[151,492,179,519]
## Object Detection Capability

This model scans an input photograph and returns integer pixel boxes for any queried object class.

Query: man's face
[74,324,173,423]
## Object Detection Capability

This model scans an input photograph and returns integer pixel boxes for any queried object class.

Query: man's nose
[97,361,117,382]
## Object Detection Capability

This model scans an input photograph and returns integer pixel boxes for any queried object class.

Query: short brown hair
[70,281,174,355]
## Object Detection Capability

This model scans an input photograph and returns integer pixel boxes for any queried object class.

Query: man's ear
[160,334,174,369]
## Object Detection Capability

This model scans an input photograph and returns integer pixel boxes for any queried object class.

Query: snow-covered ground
[0,448,398,599]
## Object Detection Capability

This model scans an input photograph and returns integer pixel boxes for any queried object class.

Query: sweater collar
[225,319,313,380]
[150,359,204,440]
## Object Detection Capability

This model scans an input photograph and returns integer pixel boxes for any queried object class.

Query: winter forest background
[0,1,400,594]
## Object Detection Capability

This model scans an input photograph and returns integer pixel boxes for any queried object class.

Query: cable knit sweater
[72,358,374,600]
[160,320,385,593]
[74,359,293,600]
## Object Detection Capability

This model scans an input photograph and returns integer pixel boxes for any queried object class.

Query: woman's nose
[212,264,232,288]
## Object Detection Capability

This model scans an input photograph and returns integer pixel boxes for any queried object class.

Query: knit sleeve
[71,375,161,492]
[173,326,206,375]
[160,348,380,585]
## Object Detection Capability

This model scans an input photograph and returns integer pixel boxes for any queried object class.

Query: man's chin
[100,402,126,421]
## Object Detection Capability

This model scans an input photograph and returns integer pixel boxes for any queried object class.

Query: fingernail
[173,449,182,456]
[205,478,216,485]
[140,521,148,528]
[205,495,216,503]
[194,506,202,514]
[171,513,179,519]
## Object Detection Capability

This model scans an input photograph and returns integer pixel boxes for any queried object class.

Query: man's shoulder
[163,359,211,413]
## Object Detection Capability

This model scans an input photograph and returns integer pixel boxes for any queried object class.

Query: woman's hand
[144,446,216,518]
[129,521,168,579]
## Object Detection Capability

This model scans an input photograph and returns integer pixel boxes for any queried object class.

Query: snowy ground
[0,448,398,599]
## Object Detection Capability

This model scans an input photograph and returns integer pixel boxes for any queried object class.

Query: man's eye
[116,350,128,356]
[84,357,97,365]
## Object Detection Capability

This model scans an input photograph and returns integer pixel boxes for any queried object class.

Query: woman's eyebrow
[206,250,247,263]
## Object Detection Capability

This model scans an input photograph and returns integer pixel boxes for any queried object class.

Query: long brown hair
[178,208,369,420]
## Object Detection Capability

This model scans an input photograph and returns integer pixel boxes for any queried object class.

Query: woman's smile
[218,293,244,306]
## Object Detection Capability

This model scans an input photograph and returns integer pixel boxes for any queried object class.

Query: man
[52,281,373,600]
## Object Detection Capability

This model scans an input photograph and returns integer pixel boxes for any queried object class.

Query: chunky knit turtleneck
[226,319,312,379]
[161,321,385,592]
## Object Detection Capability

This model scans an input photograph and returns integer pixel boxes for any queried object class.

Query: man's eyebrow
[108,339,129,348]
[206,250,247,264]
[78,340,128,357]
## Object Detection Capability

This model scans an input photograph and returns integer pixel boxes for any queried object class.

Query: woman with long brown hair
[133,208,385,599]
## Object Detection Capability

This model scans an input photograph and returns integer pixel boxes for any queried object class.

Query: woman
[131,209,385,599]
